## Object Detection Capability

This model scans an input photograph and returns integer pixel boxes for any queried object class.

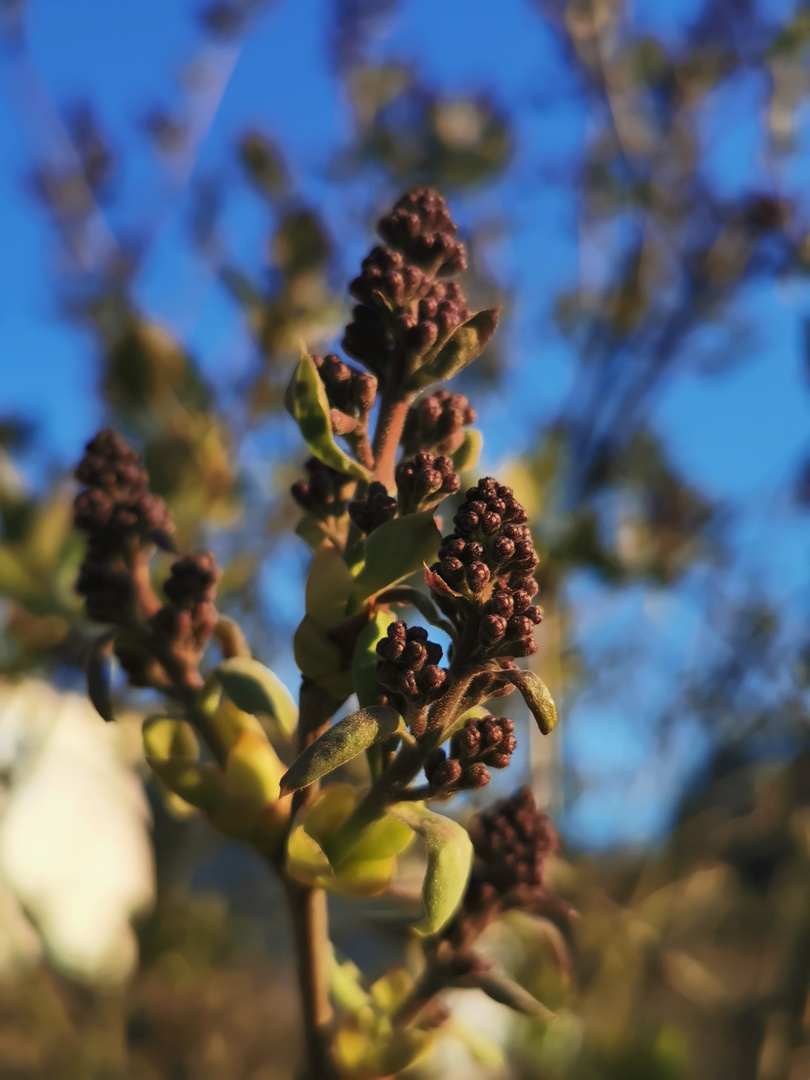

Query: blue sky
[1,0,808,847]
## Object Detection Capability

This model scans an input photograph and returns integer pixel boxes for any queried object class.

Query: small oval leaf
[391,802,473,936]
[408,309,499,390]
[501,668,558,735]
[287,350,370,481]
[280,705,401,793]
[216,657,298,737]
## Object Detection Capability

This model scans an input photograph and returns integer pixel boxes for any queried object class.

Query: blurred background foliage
[1,0,809,1076]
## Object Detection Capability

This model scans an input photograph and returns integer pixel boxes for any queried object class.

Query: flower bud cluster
[401,389,477,456]
[348,481,398,534]
[376,621,446,722]
[74,429,173,556]
[341,189,471,385]
[152,552,221,670]
[465,789,558,915]
[291,457,356,520]
[311,353,377,437]
[396,451,459,514]
[378,188,467,276]
[74,430,173,624]
[424,715,516,795]
[430,477,542,659]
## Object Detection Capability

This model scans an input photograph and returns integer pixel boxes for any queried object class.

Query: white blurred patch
[0,679,155,984]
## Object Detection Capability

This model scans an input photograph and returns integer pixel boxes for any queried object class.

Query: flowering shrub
[73,188,564,1079]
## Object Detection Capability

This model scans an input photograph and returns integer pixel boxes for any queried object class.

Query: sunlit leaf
[216,657,298,737]
[391,802,473,935]
[408,309,499,390]
[500,668,558,735]
[280,706,401,793]
[286,350,369,480]
[352,509,441,602]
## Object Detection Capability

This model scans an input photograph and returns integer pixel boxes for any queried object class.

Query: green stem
[325,674,474,865]
[282,679,338,1080]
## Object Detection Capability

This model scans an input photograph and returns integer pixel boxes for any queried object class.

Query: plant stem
[372,385,412,490]
[326,674,474,865]
[283,679,339,1080]
[283,875,337,1080]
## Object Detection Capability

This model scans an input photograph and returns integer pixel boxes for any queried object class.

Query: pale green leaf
[391,802,473,935]
[287,350,369,480]
[216,657,298,737]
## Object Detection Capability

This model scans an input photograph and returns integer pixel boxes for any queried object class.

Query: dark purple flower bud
[485,592,514,619]
[440,556,464,581]
[430,757,463,791]
[492,536,515,564]
[481,614,507,643]
[425,641,444,665]
[508,615,535,640]
[399,671,420,698]
[418,665,446,696]
[455,510,479,532]
[512,590,533,614]
[465,763,491,789]
[440,537,466,559]
[424,747,447,778]
[404,640,428,670]
[466,562,490,593]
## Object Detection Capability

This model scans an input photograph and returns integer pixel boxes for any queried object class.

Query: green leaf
[293,616,354,700]
[287,350,369,481]
[216,657,298,738]
[329,951,370,1013]
[451,428,483,474]
[500,668,558,735]
[142,716,222,812]
[351,609,395,709]
[305,541,354,631]
[280,706,401,793]
[295,515,325,551]
[375,585,457,639]
[286,784,407,897]
[352,509,442,603]
[87,632,115,723]
[391,803,473,936]
[408,309,499,390]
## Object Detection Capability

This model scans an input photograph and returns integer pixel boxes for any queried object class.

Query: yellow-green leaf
[408,309,499,390]
[280,705,401,793]
[392,802,472,936]
[501,668,558,735]
[216,657,298,737]
[287,350,369,480]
